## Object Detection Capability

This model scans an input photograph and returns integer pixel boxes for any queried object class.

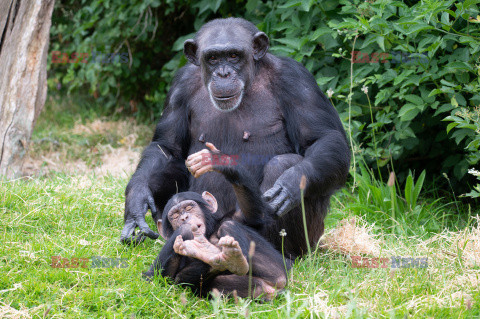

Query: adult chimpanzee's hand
[120,185,159,245]
[263,167,302,217]
[186,142,226,178]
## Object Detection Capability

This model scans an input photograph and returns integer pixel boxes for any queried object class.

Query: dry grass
[427,216,480,268]
[321,216,382,257]
[0,301,41,319]
[23,119,148,178]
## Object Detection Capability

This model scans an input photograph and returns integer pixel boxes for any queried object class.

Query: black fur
[144,161,288,298]
[121,18,350,258]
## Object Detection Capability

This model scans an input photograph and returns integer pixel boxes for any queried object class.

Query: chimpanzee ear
[201,191,218,213]
[157,220,166,239]
[184,39,199,66]
[252,32,269,61]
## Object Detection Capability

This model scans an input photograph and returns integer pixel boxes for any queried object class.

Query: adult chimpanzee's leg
[260,154,326,259]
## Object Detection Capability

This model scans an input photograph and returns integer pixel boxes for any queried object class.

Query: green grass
[1,97,479,318]
[1,174,479,318]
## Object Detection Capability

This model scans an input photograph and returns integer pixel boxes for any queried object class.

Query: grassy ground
[1,97,479,318]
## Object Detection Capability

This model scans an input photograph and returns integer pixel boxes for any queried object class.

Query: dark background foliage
[48,0,480,195]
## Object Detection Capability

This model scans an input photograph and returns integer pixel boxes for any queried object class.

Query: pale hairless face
[183,22,268,112]
[167,200,206,235]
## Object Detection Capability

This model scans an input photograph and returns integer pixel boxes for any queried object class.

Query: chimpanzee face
[201,42,248,112]
[158,191,219,239]
[167,199,206,234]
[184,23,269,112]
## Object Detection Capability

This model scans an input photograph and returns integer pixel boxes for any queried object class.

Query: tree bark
[0,0,55,178]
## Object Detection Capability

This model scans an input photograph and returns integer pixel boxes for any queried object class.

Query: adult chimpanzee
[143,143,287,299]
[121,18,350,258]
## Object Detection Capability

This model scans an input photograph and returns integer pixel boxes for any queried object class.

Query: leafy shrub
[322,0,480,193]
[445,106,480,198]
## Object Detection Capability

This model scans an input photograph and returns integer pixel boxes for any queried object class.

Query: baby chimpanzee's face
[167,200,206,234]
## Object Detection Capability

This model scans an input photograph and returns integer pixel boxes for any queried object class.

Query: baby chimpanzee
[144,143,288,300]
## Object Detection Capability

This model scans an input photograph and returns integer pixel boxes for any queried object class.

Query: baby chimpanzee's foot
[173,225,223,268]
[216,236,249,275]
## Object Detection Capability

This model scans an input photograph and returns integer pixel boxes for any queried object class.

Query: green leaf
[463,0,480,9]
[398,22,434,35]
[310,28,332,41]
[404,173,413,207]
[451,96,459,107]
[301,0,314,11]
[393,70,415,86]
[212,0,222,12]
[172,33,195,52]
[434,103,456,116]
[278,0,302,8]
[446,122,459,134]
[441,12,451,27]
[440,79,458,87]
[246,0,259,12]
[275,37,303,50]
[316,76,335,86]
[451,129,470,144]
[399,103,420,121]
[412,170,426,207]
[446,61,474,72]
[99,81,109,95]
[376,36,385,51]
[457,123,478,130]
[404,94,423,105]
[428,88,443,97]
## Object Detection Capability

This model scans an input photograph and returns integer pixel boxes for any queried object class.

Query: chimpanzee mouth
[208,83,244,112]
[213,91,241,101]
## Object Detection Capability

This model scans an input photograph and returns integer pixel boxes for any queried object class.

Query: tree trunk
[0,0,55,178]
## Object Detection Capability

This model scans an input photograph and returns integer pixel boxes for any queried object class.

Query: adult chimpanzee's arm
[121,66,195,245]
[264,57,351,217]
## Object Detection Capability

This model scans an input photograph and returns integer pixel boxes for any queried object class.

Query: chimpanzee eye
[185,205,192,211]
[209,55,217,63]
[230,53,237,59]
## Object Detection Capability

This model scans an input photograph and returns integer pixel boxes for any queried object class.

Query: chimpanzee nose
[217,67,230,78]
[180,213,189,221]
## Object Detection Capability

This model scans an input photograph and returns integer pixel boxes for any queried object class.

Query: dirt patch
[23,146,140,178]
[22,119,148,177]
[94,146,141,177]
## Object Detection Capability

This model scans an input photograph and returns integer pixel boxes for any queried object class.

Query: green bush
[49,0,480,194]
[319,0,480,193]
